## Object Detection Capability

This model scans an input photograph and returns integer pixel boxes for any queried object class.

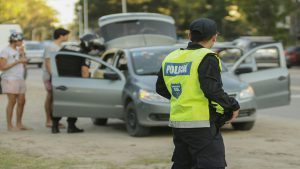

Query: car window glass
[214,48,242,64]
[251,47,280,70]
[116,53,128,71]
[25,43,44,50]
[102,53,115,65]
[56,54,116,80]
[232,39,248,50]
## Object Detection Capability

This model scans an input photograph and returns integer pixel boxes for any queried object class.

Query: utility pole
[84,0,89,34]
[122,0,127,13]
[77,5,83,37]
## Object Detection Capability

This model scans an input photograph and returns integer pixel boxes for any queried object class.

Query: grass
[0,148,76,169]
[0,148,170,169]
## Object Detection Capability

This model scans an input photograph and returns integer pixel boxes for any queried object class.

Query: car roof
[234,36,275,42]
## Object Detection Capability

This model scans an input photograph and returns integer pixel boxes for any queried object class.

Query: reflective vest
[162,48,223,128]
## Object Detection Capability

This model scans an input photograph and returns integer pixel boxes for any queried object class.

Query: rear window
[101,20,176,42]
[252,47,280,70]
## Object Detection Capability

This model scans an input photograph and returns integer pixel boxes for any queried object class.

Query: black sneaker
[67,126,84,133]
[52,126,60,134]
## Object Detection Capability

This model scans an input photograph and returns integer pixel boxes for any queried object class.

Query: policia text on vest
[162,48,224,128]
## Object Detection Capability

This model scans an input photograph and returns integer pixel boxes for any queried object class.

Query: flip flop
[19,126,33,131]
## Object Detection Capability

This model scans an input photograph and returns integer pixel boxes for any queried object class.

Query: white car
[25,41,45,68]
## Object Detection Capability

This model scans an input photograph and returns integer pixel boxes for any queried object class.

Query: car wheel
[92,118,108,126]
[125,102,150,137]
[232,121,255,130]
[38,63,43,68]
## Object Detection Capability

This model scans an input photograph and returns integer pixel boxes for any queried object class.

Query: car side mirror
[234,67,253,75]
[104,72,119,80]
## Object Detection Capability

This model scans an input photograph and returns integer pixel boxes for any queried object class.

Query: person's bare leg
[6,94,17,131]
[45,91,52,127]
[16,94,27,130]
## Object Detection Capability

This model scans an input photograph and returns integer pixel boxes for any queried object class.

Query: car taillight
[284,51,289,58]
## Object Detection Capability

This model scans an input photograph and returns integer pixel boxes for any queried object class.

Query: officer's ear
[212,34,218,43]
[188,31,192,41]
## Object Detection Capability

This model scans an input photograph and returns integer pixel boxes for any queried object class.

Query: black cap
[53,28,70,39]
[189,18,218,38]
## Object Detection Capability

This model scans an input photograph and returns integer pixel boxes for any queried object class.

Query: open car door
[51,51,126,118]
[230,43,290,109]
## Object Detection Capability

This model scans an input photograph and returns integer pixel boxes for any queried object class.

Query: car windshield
[131,48,176,75]
[26,43,44,50]
[101,20,176,42]
[131,47,228,75]
[232,39,248,50]
[212,47,243,64]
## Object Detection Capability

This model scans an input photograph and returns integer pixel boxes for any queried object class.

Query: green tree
[0,0,58,40]
[74,0,297,44]
[238,0,298,44]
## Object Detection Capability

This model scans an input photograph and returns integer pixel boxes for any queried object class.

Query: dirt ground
[0,70,300,169]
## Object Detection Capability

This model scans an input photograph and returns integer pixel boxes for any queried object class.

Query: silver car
[51,43,290,136]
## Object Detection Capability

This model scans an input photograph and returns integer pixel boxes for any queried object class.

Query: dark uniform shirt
[56,45,91,77]
[156,42,240,118]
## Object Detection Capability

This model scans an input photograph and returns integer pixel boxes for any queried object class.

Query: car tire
[92,118,108,126]
[232,121,255,130]
[38,63,43,68]
[125,102,150,137]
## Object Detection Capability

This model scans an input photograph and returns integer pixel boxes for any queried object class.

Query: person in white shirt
[0,32,30,131]
[43,28,70,132]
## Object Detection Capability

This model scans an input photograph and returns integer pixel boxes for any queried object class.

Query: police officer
[58,33,105,78]
[52,33,105,133]
[156,18,240,169]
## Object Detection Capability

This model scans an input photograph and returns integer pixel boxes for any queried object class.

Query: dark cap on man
[189,18,218,41]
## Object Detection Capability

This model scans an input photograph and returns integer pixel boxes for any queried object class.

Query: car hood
[134,72,248,94]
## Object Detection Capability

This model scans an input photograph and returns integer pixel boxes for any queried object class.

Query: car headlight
[239,86,255,99]
[139,89,169,103]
